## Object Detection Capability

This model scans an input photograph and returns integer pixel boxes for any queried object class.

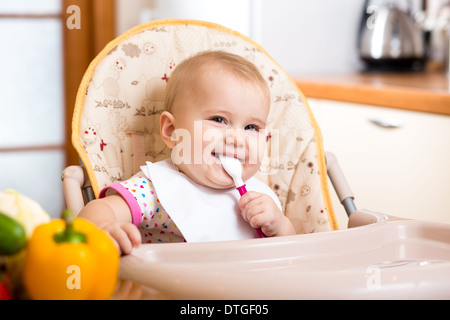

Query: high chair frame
[61,19,388,231]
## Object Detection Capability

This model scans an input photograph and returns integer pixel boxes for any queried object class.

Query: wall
[115,0,449,75]
[115,0,365,75]
[258,0,365,75]
[115,0,256,41]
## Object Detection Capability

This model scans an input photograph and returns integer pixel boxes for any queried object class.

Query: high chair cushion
[72,20,337,233]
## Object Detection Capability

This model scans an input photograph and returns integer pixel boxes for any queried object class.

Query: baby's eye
[244,124,260,132]
[210,116,226,124]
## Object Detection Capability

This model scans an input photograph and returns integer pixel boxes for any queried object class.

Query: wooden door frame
[63,0,116,166]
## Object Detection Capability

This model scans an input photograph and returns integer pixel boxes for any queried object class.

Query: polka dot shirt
[99,173,185,243]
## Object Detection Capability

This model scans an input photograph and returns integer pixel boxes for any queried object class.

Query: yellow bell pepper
[22,210,119,300]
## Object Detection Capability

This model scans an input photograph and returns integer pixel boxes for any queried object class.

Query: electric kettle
[358,0,427,71]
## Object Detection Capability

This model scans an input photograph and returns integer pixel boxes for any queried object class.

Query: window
[0,0,115,217]
[0,0,65,217]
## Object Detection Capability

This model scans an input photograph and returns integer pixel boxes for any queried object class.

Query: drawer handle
[369,119,403,128]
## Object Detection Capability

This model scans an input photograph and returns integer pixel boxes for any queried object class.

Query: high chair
[62,19,450,299]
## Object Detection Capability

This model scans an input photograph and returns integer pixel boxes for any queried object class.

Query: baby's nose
[225,129,245,147]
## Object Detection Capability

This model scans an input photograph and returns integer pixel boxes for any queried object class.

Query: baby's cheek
[247,139,265,164]
[242,163,260,181]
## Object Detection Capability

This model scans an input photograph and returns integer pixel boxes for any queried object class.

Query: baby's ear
[160,111,177,149]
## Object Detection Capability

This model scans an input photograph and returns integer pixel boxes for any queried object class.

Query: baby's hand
[239,191,295,237]
[101,222,141,255]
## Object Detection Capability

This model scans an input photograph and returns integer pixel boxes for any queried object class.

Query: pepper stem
[54,209,87,243]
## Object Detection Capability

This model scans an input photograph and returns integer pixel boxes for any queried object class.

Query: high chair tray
[119,219,450,299]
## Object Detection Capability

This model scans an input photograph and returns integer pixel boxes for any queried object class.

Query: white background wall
[115,0,366,75]
[116,0,447,75]
[257,0,365,75]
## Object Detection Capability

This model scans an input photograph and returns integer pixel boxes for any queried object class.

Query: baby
[79,51,295,254]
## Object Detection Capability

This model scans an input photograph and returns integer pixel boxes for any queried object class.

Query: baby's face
[169,68,269,189]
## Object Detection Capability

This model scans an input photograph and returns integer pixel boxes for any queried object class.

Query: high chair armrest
[61,165,85,215]
[325,152,356,216]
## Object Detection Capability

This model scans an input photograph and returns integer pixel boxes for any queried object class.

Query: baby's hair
[164,50,269,112]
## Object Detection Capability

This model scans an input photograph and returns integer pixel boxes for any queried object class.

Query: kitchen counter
[294,72,450,116]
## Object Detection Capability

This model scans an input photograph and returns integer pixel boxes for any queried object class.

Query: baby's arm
[239,191,295,237]
[78,195,141,254]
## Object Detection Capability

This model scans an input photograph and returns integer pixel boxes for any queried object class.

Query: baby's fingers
[241,201,265,226]
[239,191,261,210]
[122,223,142,248]
[107,223,141,255]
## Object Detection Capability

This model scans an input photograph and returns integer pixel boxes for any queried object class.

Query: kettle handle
[357,0,371,49]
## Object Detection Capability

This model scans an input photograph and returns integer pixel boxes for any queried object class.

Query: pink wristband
[99,183,142,226]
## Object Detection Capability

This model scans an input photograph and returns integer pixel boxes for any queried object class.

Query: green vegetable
[0,212,26,255]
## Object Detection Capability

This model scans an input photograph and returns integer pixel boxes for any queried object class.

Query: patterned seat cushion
[72,20,337,233]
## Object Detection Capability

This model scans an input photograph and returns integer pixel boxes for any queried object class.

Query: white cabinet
[308,98,450,229]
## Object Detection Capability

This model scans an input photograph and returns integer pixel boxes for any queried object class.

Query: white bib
[140,159,281,242]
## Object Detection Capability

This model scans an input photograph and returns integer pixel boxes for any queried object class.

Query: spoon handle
[236,184,265,238]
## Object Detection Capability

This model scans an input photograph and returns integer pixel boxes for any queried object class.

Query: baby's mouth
[212,152,244,164]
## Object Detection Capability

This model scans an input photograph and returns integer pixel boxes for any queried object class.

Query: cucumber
[0,212,26,255]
